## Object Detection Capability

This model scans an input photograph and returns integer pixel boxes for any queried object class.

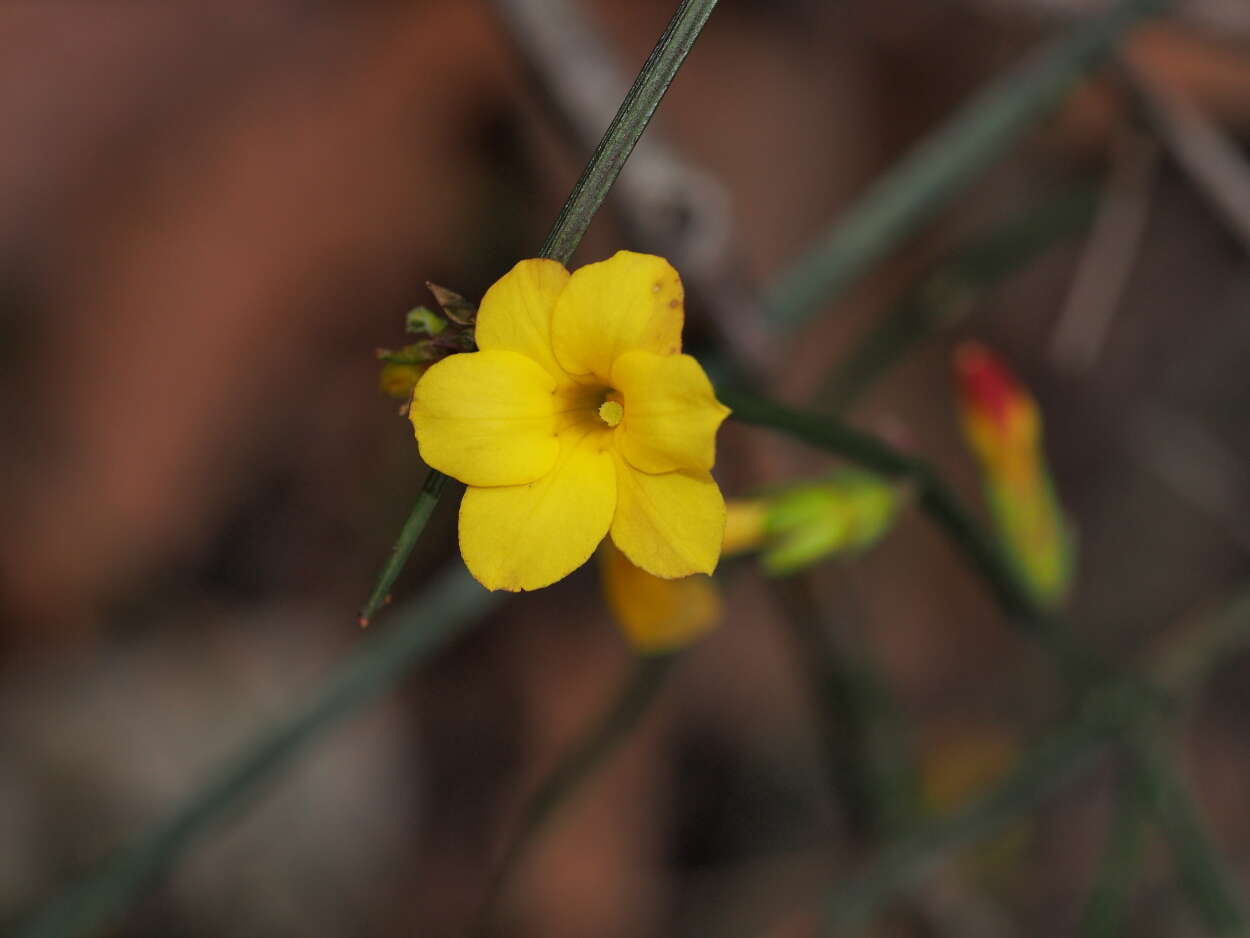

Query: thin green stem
[1080,765,1151,937]
[819,685,1125,935]
[765,0,1163,331]
[1131,734,1249,935]
[822,185,1097,410]
[812,587,1250,936]
[10,566,499,938]
[720,387,1084,655]
[538,0,719,265]
[360,469,450,625]
[767,577,919,843]
[476,653,680,935]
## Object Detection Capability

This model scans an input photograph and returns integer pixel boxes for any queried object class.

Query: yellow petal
[410,350,560,487]
[475,258,571,380]
[612,350,730,474]
[610,455,725,578]
[722,498,768,555]
[459,427,616,591]
[598,542,721,653]
[551,251,683,384]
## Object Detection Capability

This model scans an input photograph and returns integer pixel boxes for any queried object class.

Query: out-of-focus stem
[815,587,1250,936]
[476,654,680,935]
[359,469,450,626]
[1080,766,1150,937]
[765,0,1165,331]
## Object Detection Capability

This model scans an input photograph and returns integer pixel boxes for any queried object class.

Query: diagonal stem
[10,566,500,938]
[475,653,680,935]
[1080,761,1151,937]
[764,0,1164,330]
[537,0,720,266]
[719,387,1084,657]
[359,469,450,625]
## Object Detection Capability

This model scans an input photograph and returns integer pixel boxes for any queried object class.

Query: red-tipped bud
[953,341,1073,608]
[954,341,1040,484]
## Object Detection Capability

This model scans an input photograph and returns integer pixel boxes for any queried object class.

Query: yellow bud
[598,542,720,654]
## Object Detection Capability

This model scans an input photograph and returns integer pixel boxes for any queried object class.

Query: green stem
[538,0,719,265]
[720,388,1083,656]
[819,685,1124,935]
[765,0,1163,330]
[1131,734,1249,935]
[767,577,919,843]
[359,469,450,625]
[814,579,1250,938]
[1080,764,1151,938]
[822,185,1097,410]
[477,653,680,934]
[10,566,499,938]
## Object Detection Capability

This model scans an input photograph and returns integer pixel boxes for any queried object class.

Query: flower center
[597,399,623,427]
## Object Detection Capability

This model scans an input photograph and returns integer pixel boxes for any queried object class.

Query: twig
[475,654,680,935]
[819,685,1120,935]
[536,0,721,266]
[815,586,1250,936]
[1080,765,1151,937]
[767,577,904,843]
[719,386,1093,669]
[359,469,450,625]
[764,0,1165,331]
[823,184,1097,409]
[1130,733,1249,935]
[10,566,500,938]
[1122,61,1250,257]
[1049,127,1159,373]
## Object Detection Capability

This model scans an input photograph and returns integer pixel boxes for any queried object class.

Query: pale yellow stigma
[598,399,624,427]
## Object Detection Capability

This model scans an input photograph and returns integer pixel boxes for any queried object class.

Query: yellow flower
[410,251,731,592]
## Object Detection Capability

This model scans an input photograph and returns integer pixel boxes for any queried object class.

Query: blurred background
[2,1,1249,935]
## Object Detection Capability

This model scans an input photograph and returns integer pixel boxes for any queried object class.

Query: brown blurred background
[2,1,1249,936]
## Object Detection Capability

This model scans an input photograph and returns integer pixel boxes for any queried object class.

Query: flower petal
[475,258,571,380]
[598,542,721,653]
[551,251,683,383]
[410,350,560,487]
[610,455,725,578]
[612,349,730,474]
[459,427,616,591]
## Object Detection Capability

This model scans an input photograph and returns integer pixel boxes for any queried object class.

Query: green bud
[405,306,447,336]
[760,471,903,575]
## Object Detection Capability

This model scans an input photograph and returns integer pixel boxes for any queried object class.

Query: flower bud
[953,341,1074,607]
[760,471,903,575]
[599,542,720,654]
